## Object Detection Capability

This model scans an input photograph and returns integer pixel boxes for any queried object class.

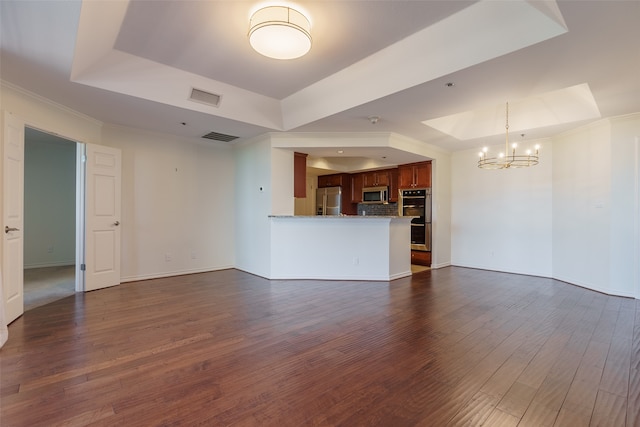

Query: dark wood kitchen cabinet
[293,152,307,198]
[350,168,398,203]
[398,161,431,189]
[388,168,399,203]
[361,170,390,188]
[350,173,363,203]
[411,250,431,266]
[317,173,348,188]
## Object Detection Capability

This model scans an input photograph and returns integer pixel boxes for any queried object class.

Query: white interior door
[84,143,121,292]
[2,112,25,323]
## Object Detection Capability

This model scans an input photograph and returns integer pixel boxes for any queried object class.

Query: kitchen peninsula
[269,215,413,281]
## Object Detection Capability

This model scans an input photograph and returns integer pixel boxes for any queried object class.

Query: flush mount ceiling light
[248,6,312,60]
[478,102,540,169]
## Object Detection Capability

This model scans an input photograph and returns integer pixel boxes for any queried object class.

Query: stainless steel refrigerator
[316,186,341,216]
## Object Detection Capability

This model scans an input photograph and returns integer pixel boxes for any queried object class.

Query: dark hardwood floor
[1,267,638,426]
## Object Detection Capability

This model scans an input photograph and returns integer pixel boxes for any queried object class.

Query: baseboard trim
[120,265,235,283]
[24,262,75,270]
[430,261,451,270]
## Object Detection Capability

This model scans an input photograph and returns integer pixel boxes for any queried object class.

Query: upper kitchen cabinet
[361,170,390,188]
[294,152,307,198]
[351,168,398,203]
[351,173,363,203]
[317,173,349,188]
[388,168,399,203]
[398,161,431,189]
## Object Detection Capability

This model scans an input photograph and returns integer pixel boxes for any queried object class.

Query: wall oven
[399,188,431,251]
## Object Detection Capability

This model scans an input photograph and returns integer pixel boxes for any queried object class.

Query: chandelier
[478,102,540,169]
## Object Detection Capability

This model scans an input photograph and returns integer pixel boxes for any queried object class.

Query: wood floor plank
[599,335,632,397]
[496,380,538,419]
[1,267,637,426]
[482,407,521,427]
[554,401,592,427]
[591,389,628,427]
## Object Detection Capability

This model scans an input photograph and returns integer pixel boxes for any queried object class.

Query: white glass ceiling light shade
[249,6,311,60]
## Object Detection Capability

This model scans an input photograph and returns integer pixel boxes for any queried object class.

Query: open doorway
[23,127,77,311]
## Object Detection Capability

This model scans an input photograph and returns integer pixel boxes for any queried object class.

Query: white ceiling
[1,0,639,169]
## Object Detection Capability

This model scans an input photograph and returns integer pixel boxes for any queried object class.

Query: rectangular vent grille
[202,131,239,142]
[189,88,221,107]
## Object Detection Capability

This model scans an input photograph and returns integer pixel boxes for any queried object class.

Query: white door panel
[2,112,24,323]
[84,143,121,292]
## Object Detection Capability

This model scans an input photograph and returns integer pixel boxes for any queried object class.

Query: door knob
[113,221,120,226]
[5,226,19,233]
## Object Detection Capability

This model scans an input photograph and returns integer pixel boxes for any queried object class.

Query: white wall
[452,139,553,277]
[234,138,306,278]
[101,125,235,281]
[271,148,295,215]
[552,121,612,293]
[233,136,274,278]
[431,152,452,269]
[452,114,640,297]
[24,131,76,268]
[553,115,640,297]
[609,116,638,297]
[1,83,236,284]
[1,82,103,275]
[270,217,411,280]
[0,83,102,144]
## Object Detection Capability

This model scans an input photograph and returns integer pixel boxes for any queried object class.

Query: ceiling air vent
[189,88,221,107]
[202,131,239,142]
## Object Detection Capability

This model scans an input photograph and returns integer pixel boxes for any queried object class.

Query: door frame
[15,120,86,294]
[76,142,86,291]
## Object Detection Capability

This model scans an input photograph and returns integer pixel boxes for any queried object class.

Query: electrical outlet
[47,246,54,253]
[165,253,172,262]
[191,251,197,260]
[353,257,359,265]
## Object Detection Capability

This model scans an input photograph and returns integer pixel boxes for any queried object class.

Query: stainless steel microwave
[362,186,388,204]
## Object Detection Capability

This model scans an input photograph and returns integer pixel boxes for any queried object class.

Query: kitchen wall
[294,174,317,216]
[358,203,398,216]
[271,132,453,269]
